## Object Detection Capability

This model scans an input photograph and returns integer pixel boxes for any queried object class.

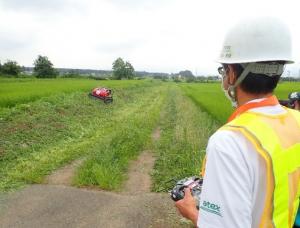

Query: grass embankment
[0,81,165,191]
[152,86,219,192]
[0,78,145,108]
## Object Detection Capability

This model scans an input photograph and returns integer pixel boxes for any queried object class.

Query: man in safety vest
[175,17,300,228]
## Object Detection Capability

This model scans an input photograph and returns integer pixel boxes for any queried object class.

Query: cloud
[0,34,31,52]
[0,0,299,74]
[105,0,174,9]
[0,0,79,12]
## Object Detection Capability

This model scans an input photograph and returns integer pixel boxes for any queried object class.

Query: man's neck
[236,88,273,107]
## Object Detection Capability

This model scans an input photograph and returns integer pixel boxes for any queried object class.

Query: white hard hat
[217,17,294,64]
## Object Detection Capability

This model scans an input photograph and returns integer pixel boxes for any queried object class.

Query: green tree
[179,70,194,77]
[1,60,21,76]
[124,61,135,79]
[112,57,125,80]
[112,58,135,80]
[178,70,195,82]
[33,55,57,78]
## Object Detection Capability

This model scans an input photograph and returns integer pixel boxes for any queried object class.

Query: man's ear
[228,65,237,85]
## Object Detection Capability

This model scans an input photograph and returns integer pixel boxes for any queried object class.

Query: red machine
[89,87,113,104]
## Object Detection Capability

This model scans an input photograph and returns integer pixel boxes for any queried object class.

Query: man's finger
[184,187,193,198]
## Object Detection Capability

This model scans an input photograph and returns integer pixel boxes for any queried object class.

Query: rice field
[180,81,300,124]
[0,78,149,108]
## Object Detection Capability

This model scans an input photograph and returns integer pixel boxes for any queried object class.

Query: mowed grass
[0,80,165,191]
[0,78,146,107]
[180,81,300,124]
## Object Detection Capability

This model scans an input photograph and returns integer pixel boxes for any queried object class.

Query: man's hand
[175,187,199,226]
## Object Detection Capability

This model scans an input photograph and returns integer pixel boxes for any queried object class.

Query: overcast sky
[0,0,299,75]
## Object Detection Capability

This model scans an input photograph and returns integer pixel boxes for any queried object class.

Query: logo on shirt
[200,201,222,217]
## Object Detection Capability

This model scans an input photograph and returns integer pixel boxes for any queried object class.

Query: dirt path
[123,150,155,194]
[0,127,193,228]
[44,158,85,185]
[123,127,160,194]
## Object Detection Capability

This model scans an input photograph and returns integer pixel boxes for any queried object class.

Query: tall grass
[152,86,219,192]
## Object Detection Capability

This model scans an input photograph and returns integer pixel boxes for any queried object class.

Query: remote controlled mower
[89,87,113,104]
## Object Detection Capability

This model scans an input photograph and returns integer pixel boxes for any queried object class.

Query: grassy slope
[74,85,168,190]
[0,80,163,191]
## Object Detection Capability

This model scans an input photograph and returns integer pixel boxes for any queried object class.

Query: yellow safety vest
[219,108,300,228]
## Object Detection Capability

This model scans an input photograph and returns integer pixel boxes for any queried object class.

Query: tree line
[0,56,136,80]
[0,55,57,78]
[0,55,222,81]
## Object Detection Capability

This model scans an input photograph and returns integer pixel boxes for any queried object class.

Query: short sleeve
[197,130,253,228]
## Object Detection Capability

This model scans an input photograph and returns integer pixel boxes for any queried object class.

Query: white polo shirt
[197,101,286,228]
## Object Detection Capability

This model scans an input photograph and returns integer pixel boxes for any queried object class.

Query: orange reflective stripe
[288,168,300,227]
[221,125,275,227]
[201,155,207,177]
